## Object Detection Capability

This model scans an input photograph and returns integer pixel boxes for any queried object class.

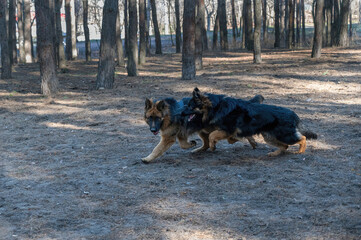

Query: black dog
[183,88,317,156]
[182,89,265,152]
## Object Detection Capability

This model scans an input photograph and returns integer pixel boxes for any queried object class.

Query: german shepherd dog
[142,94,264,163]
[183,88,317,156]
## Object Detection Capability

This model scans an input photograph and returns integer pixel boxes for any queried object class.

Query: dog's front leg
[177,132,196,149]
[142,136,176,163]
[192,131,210,153]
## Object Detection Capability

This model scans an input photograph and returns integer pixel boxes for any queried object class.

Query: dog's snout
[150,127,157,132]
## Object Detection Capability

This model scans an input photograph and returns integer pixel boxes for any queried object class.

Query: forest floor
[0,47,360,240]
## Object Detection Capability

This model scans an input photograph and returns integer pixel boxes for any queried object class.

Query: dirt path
[0,47,360,239]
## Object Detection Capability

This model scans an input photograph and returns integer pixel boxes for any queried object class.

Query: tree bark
[17,1,25,63]
[139,0,146,64]
[218,0,228,50]
[301,0,306,44]
[311,0,324,58]
[274,0,281,47]
[245,0,253,50]
[127,0,138,76]
[24,0,33,63]
[231,0,237,44]
[96,0,118,89]
[175,0,181,53]
[296,0,301,46]
[0,0,11,78]
[8,0,17,65]
[288,0,295,49]
[124,0,128,57]
[56,0,66,68]
[212,11,219,50]
[70,0,77,59]
[199,0,208,50]
[285,0,290,46]
[83,0,91,62]
[241,3,246,48]
[262,0,267,41]
[150,0,162,54]
[35,0,59,96]
[182,0,195,80]
[195,0,203,70]
[331,0,340,46]
[65,0,73,60]
[253,0,262,63]
[338,0,350,46]
[116,6,124,66]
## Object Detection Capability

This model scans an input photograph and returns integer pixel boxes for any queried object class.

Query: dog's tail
[249,95,265,104]
[301,130,318,139]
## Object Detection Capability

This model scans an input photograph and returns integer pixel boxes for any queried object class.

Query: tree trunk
[145,0,151,56]
[0,0,11,78]
[262,0,267,41]
[17,1,25,63]
[285,0,290,46]
[65,0,73,60]
[288,0,295,49]
[195,0,203,70]
[167,0,174,46]
[280,0,285,46]
[199,0,208,50]
[212,11,219,50]
[116,6,124,66]
[182,0,195,80]
[56,0,66,68]
[301,0,306,44]
[24,0,33,63]
[218,0,228,50]
[35,0,59,96]
[331,0,340,46]
[254,0,262,63]
[311,0,324,58]
[8,0,17,65]
[96,0,118,89]
[127,0,138,76]
[70,0,77,59]
[245,0,253,50]
[175,0,181,53]
[83,0,91,62]
[296,0,301,46]
[124,0,128,57]
[241,14,245,48]
[139,0,146,64]
[231,0,237,44]
[150,0,162,54]
[274,0,281,47]
[338,0,350,46]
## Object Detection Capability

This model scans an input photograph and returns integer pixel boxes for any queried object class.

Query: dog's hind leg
[209,130,229,151]
[262,133,289,157]
[142,136,176,163]
[177,132,196,149]
[192,131,210,153]
[296,135,307,154]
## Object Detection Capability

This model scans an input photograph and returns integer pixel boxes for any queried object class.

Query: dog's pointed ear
[193,87,201,99]
[145,98,153,110]
[156,100,166,112]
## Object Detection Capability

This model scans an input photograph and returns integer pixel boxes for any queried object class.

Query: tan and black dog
[143,94,264,163]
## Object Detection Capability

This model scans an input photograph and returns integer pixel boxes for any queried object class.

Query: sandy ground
[0,47,360,239]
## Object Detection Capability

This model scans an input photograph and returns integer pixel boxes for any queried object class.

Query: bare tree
[254,0,262,63]
[83,0,91,62]
[262,0,267,41]
[65,0,73,60]
[70,0,77,59]
[288,0,295,49]
[9,0,17,65]
[245,0,253,50]
[182,0,196,80]
[175,0,181,53]
[195,0,203,70]
[96,0,118,89]
[24,0,33,63]
[116,7,124,66]
[127,0,138,76]
[35,0,59,96]
[212,10,219,49]
[55,0,66,69]
[338,0,350,46]
[17,0,25,63]
[139,0,146,64]
[274,0,281,47]
[218,0,228,50]
[150,0,162,54]
[124,0,128,57]
[301,0,306,44]
[231,0,237,44]
[0,0,11,78]
[311,0,324,58]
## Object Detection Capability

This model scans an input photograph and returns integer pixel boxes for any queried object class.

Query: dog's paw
[141,157,153,164]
